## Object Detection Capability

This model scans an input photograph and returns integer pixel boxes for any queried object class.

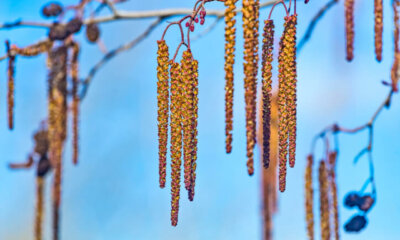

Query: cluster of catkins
[157,41,199,226]
[305,152,340,240]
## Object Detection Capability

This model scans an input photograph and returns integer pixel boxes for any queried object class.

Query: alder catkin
[328,152,339,240]
[35,177,44,240]
[374,0,383,62]
[169,61,183,226]
[278,17,291,192]
[157,40,170,188]
[251,0,260,146]
[391,0,400,91]
[345,0,355,61]
[189,59,199,202]
[6,41,15,130]
[305,155,314,240]
[71,42,80,165]
[224,0,238,154]
[287,15,298,168]
[319,160,331,240]
[12,40,53,57]
[261,19,274,169]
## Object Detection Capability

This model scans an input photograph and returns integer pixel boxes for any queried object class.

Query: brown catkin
[319,160,331,240]
[278,17,291,192]
[12,40,53,57]
[261,19,274,169]
[391,0,400,92]
[243,0,257,175]
[181,50,194,192]
[305,155,314,240]
[251,0,260,146]
[6,41,15,130]
[189,59,199,202]
[71,42,80,165]
[345,0,355,61]
[35,177,44,240]
[287,15,298,168]
[157,40,170,188]
[48,46,68,240]
[224,0,237,154]
[374,0,383,62]
[328,152,339,240]
[170,61,183,226]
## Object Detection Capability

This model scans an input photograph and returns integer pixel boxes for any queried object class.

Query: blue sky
[0,0,399,239]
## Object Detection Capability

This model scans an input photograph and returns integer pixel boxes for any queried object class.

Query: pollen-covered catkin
[345,0,355,61]
[71,42,80,165]
[6,41,15,130]
[391,0,400,91]
[157,40,170,188]
[287,15,298,168]
[189,59,199,202]
[224,0,238,154]
[35,177,44,240]
[261,19,274,169]
[319,160,331,240]
[12,40,53,57]
[170,61,183,226]
[305,155,314,240]
[278,16,291,192]
[374,0,383,62]
[251,0,260,146]
[328,152,339,240]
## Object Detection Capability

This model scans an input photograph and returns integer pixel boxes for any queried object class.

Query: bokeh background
[0,0,399,239]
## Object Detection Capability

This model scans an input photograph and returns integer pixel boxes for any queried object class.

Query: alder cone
[49,23,68,41]
[86,24,101,43]
[37,155,52,177]
[42,2,63,18]
[66,18,83,35]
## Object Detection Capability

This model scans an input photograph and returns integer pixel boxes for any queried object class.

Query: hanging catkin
[242,0,257,175]
[157,40,170,188]
[391,0,400,91]
[48,46,68,240]
[224,0,237,154]
[12,40,53,57]
[71,42,80,165]
[251,0,260,146]
[181,50,194,192]
[319,160,331,240]
[170,61,183,226]
[35,177,44,240]
[287,15,298,168]
[278,16,291,192]
[305,155,314,240]
[189,59,199,202]
[328,152,339,240]
[6,41,15,130]
[345,0,355,61]
[374,0,383,62]
[261,19,274,169]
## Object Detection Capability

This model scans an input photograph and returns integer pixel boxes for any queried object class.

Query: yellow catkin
[170,61,183,226]
[258,93,278,240]
[35,177,44,240]
[224,0,237,154]
[305,155,314,240]
[374,0,383,62]
[251,0,260,146]
[6,41,15,130]
[391,0,400,91]
[278,17,291,192]
[12,40,53,57]
[287,15,298,168]
[157,40,170,188]
[48,46,68,240]
[261,19,274,169]
[243,0,257,175]
[328,152,339,240]
[71,42,80,165]
[345,0,355,61]
[319,160,331,240]
[189,59,199,202]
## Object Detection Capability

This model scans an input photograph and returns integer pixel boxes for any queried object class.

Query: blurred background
[0,0,399,239]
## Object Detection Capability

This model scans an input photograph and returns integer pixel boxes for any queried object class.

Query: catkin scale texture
[305,155,314,240]
[345,0,355,61]
[71,43,80,165]
[189,59,199,202]
[329,152,339,240]
[319,161,331,240]
[374,0,383,61]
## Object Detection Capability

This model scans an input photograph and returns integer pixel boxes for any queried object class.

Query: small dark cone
[344,192,361,208]
[42,2,63,18]
[66,18,83,35]
[49,23,68,41]
[86,24,101,43]
[344,215,368,232]
[358,195,375,212]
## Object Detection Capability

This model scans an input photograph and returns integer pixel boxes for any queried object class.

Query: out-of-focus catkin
[345,0,355,61]
[261,19,274,169]
[35,177,44,240]
[71,42,80,165]
[6,41,15,130]
[170,61,183,227]
[305,155,314,240]
[189,59,199,202]
[391,0,400,92]
[224,0,237,154]
[328,152,339,240]
[319,160,331,240]
[374,0,383,61]
[157,40,170,188]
